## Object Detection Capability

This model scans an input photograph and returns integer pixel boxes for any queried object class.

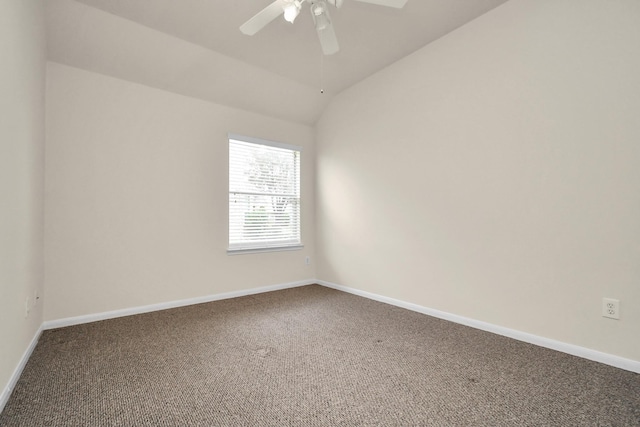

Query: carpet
[1,285,638,426]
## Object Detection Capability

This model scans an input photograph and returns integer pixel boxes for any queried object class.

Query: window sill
[227,245,304,256]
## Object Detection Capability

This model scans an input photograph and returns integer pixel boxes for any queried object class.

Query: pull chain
[320,53,324,94]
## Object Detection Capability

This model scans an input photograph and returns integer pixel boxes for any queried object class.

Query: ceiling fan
[240,0,408,55]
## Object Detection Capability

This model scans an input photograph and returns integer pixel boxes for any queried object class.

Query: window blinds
[229,136,301,252]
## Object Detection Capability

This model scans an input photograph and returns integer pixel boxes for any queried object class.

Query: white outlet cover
[602,298,620,320]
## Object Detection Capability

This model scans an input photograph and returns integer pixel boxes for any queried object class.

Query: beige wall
[316,0,640,361]
[44,63,316,321]
[0,0,46,400]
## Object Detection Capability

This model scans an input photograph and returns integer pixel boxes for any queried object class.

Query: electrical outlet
[305,256,311,265]
[602,298,620,320]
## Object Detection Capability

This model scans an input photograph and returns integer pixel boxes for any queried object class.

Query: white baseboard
[0,324,43,414]
[43,279,315,330]
[317,280,640,374]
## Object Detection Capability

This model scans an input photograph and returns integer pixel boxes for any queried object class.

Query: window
[228,134,302,254]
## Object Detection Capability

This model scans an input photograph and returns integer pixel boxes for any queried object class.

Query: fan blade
[311,1,339,54]
[317,23,339,55]
[352,0,407,8]
[240,0,285,36]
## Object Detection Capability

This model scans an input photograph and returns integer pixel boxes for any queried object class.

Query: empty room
[1,0,639,425]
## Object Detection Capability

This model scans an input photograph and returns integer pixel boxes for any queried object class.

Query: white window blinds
[228,135,302,253]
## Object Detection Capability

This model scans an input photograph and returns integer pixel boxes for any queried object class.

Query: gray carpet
[1,285,638,426]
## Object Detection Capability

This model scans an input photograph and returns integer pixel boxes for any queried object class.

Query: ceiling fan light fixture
[283,1,302,23]
[240,0,408,55]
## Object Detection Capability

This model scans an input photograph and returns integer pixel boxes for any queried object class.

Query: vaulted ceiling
[46,0,509,125]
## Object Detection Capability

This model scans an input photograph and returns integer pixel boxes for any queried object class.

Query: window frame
[227,133,303,255]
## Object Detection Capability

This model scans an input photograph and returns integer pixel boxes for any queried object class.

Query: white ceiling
[46,0,509,124]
